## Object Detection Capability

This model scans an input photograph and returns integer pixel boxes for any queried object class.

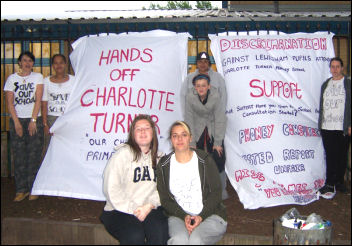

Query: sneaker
[318,185,336,199]
[13,192,29,202]
[335,183,348,193]
[29,194,39,201]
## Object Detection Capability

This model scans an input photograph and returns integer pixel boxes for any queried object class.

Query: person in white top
[4,51,44,202]
[156,121,227,245]
[100,114,169,245]
[318,57,351,198]
[41,54,75,158]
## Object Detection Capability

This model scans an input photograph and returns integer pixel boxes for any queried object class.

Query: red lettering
[249,79,263,97]
[254,126,261,140]
[137,89,146,108]
[235,170,243,182]
[118,86,128,106]
[120,49,129,62]
[158,91,166,110]
[106,87,116,106]
[151,114,160,134]
[90,113,105,132]
[103,112,114,133]
[148,89,157,109]
[141,48,153,62]
[220,39,231,52]
[165,92,174,112]
[96,87,107,106]
[81,89,94,107]
[100,48,153,65]
[264,188,281,198]
[130,69,140,81]
[110,50,119,64]
[130,48,140,61]
[99,50,111,66]
[110,68,140,82]
[110,69,122,81]
[250,79,302,99]
[115,113,126,133]
[128,88,136,107]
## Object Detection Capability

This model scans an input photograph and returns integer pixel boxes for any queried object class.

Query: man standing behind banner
[181,51,227,111]
[318,57,351,199]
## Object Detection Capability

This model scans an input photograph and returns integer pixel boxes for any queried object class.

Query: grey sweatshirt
[185,87,227,147]
[102,144,162,214]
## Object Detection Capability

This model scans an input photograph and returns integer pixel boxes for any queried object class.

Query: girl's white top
[42,74,75,116]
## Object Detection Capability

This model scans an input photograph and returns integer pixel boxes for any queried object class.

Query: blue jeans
[100,206,169,245]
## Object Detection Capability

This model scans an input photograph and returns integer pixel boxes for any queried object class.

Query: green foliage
[195,1,212,9]
[144,1,212,10]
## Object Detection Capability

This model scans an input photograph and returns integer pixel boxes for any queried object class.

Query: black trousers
[100,206,169,245]
[321,130,350,186]
[196,127,226,172]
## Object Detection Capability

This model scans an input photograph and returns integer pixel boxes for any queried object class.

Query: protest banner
[32,30,190,200]
[210,31,335,209]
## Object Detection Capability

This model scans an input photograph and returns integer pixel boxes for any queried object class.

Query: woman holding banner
[156,121,227,245]
[318,57,351,198]
[184,73,229,200]
[41,54,75,158]
[4,51,44,201]
[100,114,168,245]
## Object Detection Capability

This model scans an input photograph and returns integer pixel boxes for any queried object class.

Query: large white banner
[210,31,335,209]
[32,30,190,200]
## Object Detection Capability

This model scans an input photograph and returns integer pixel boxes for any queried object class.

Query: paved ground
[1,177,350,242]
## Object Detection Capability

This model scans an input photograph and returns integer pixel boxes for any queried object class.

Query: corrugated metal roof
[2,9,350,39]
[2,9,350,22]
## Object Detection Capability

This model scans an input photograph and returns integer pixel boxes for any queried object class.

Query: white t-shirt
[322,78,345,130]
[4,72,43,118]
[42,75,75,116]
[169,151,203,216]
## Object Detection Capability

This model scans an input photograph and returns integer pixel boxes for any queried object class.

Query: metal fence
[1,20,351,179]
[1,21,351,133]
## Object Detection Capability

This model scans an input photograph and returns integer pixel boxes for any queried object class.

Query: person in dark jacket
[156,121,227,245]
[317,57,351,198]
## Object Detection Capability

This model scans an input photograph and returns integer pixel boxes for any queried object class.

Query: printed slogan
[32,31,190,200]
[210,32,335,209]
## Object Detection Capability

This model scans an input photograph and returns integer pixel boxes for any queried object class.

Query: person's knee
[147,226,169,245]
[120,232,145,245]
[167,233,189,245]
[189,233,204,245]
